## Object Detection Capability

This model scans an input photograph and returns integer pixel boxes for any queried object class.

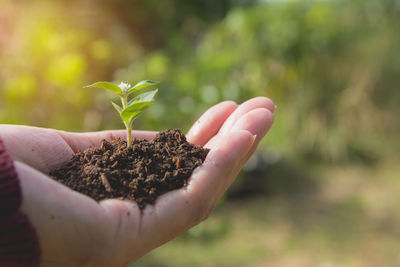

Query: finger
[57,129,157,153]
[188,130,255,199]
[136,130,255,248]
[230,108,274,165]
[206,108,274,149]
[218,97,275,136]
[230,108,274,136]
[186,101,238,146]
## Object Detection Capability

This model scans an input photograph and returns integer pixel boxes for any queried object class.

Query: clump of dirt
[50,129,209,209]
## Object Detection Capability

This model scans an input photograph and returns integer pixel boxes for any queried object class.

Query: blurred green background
[1,0,400,266]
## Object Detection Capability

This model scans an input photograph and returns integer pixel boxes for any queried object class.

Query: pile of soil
[50,129,209,209]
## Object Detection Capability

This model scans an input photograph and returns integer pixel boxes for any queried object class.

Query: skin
[0,97,275,267]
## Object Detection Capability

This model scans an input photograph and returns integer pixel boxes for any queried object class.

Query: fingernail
[252,134,257,145]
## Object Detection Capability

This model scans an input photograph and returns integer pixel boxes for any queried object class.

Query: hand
[0,97,275,267]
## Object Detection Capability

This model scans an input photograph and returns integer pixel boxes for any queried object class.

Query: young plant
[85,80,159,147]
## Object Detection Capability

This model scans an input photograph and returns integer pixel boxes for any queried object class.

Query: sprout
[85,80,159,147]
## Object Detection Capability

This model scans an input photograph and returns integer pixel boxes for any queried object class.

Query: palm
[0,97,275,266]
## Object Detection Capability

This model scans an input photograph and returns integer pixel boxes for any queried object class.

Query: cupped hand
[0,97,275,267]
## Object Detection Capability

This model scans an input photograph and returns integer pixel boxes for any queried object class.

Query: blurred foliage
[117,0,400,162]
[1,0,399,163]
[135,158,400,267]
[2,1,400,266]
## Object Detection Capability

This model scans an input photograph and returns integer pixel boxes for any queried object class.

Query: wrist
[0,138,41,266]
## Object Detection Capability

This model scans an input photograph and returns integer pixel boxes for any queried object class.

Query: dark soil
[50,129,209,209]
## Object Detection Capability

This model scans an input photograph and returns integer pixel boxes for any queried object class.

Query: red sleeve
[0,138,40,267]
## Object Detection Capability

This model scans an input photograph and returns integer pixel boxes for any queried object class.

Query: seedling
[85,80,159,147]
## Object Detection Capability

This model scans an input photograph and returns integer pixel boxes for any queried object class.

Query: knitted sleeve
[0,138,40,266]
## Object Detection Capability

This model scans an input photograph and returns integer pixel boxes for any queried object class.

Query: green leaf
[122,109,144,126]
[85,82,122,95]
[121,100,154,124]
[127,80,159,95]
[128,89,158,106]
[111,102,123,114]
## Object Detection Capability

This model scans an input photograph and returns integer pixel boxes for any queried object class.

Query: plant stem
[120,95,133,147]
[126,122,132,147]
